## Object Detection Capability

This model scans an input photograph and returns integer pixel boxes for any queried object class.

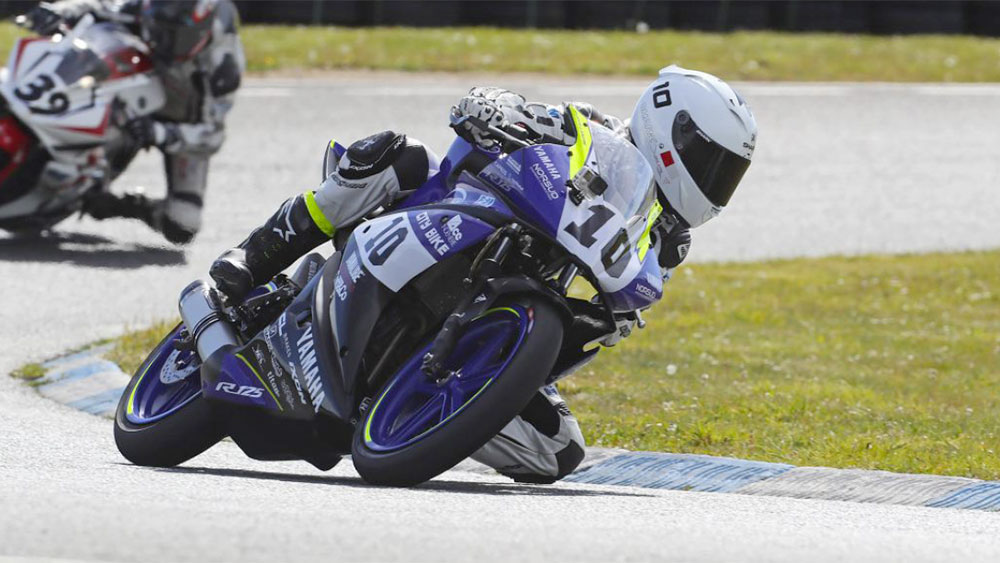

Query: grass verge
[104,320,178,377]
[564,249,1000,478]
[11,362,45,381]
[51,249,999,479]
[1,23,1000,81]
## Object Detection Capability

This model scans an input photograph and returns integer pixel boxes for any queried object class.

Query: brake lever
[449,113,531,150]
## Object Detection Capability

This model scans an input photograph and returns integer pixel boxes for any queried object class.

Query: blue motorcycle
[114,109,664,486]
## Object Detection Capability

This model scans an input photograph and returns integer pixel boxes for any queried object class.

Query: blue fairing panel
[329,208,497,399]
[477,144,569,237]
[204,353,282,411]
[605,249,663,312]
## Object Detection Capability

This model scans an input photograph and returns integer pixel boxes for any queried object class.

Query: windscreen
[54,22,142,85]
[588,125,657,237]
[54,45,110,84]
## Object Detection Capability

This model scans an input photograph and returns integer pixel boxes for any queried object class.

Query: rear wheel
[114,323,225,467]
[351,296,564,486]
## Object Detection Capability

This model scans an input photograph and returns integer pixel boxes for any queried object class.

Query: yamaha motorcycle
[0,14,164,233]
[114,109,664,486]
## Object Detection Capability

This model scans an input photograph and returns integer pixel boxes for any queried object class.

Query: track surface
[2,74,999,561]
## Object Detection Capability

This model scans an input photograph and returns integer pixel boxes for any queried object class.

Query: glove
[18,3,62,35]
[599,313,638,347]
[451,87,525,149]
[651,217,692,279]
[124,117,169,149]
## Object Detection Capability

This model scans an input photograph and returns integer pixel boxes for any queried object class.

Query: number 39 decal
[14,73,70,115]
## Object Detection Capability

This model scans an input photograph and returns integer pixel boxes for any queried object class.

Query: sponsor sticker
[531,163,560,201]
[295,325,327,412]
[346,252,364,283]
[443,215,463,245]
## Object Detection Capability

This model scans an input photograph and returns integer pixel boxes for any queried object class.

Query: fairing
[474,124,662,311]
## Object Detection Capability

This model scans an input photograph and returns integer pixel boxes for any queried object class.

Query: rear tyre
[351,296,564,486]
[114,324,225,467]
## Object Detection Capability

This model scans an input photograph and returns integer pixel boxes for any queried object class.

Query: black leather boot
[84,191,157,224]
[210,194,330,301]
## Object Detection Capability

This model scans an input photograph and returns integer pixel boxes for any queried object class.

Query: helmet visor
[672,111,750,207]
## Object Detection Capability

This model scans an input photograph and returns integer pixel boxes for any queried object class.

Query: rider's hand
[452,99,506,149]
[125,117,168,149]
[19,3,62,35]
[600,313,638,347]
[452,87,526,149]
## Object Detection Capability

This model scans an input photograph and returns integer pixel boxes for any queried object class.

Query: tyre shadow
[0,231,186,268]
[154,465,653,498]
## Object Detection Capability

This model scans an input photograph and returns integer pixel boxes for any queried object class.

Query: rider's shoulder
[214,0,240,34]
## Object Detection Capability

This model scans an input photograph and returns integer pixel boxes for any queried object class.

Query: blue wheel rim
[125,325,203,425]
[363,306,530,452]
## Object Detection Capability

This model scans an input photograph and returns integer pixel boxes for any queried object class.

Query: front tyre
[352,297,564,486]
[114,323,225,467]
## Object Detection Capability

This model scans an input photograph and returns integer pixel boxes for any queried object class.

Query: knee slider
[340,131,407,180]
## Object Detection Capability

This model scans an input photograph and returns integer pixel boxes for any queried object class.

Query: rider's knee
[472,387,587,484]
[311,131,436,228]
[326,130,433,190]
[510,440,585,484]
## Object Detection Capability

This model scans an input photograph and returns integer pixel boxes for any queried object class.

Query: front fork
[420,223,572,381]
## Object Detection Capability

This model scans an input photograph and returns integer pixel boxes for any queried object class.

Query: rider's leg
[82,151,208,245]
[470,384,586,484]
[157,152,209,244]
[210,131,438,300]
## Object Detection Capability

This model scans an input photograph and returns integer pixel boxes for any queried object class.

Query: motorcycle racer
[209,65,758,482]
[19,0,245,244]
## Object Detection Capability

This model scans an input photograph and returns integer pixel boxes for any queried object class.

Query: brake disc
[159,349,199,384]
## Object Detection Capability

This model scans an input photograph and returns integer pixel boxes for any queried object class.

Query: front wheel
[114,323,225,467]
[352,297,564,486]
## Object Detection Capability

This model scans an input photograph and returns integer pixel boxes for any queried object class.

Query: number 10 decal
[652,82,671,108]
[564,204,613,248]
[364,216,408,266]
[564,204,629,279]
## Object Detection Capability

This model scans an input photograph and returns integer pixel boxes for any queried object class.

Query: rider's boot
[84,191,157,225]
[210,194,329,301]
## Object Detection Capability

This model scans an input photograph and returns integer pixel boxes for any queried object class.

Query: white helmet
[629,65,757,228]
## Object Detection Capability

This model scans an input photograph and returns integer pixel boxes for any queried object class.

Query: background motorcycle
[0,14,164,233]
[115,111,663,486]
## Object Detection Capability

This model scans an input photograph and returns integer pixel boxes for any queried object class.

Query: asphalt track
[2,74,1000,562]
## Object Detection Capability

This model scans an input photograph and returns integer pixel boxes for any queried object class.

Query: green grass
[11,362,45,381]
[2,22,1000,81]
[53,249,1000,479]
[105,320,178,377]
[563,250,1000,478]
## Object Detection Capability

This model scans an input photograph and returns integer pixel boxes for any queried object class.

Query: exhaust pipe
[178,280,239,361]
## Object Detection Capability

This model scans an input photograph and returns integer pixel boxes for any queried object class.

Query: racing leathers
[210,87,692,483]
[26,0,245,243]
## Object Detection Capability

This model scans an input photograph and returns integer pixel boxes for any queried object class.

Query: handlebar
[449,112,531,150]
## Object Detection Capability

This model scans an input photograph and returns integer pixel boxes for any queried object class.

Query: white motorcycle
[0,13,164,233]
